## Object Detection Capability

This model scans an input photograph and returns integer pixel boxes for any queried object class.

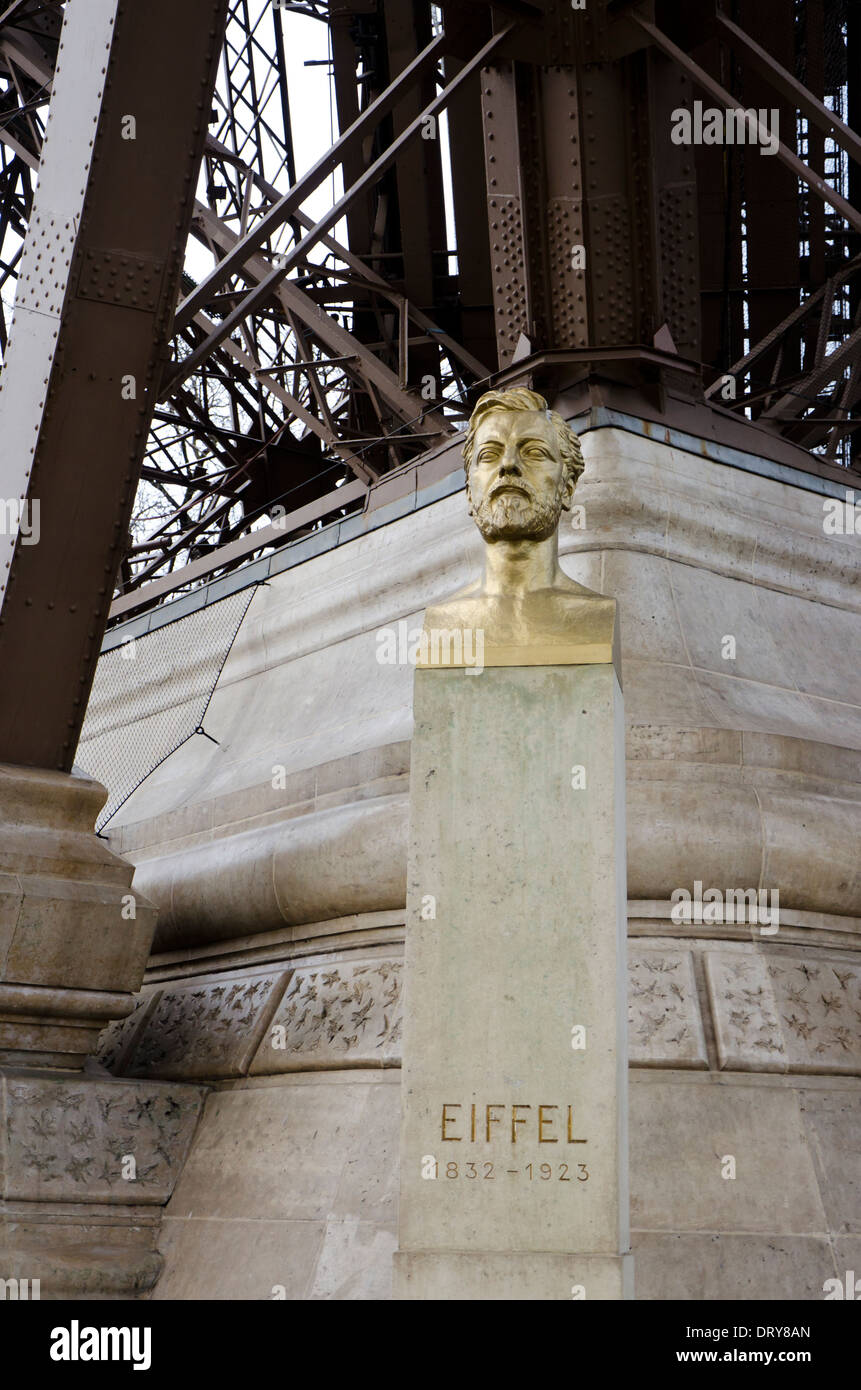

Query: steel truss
[2,0,861,624]
[124,0,498,605]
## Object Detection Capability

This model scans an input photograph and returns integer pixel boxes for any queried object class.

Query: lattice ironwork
[2,0,861,626]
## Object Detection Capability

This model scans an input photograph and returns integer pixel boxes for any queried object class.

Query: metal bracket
[76,248,165,313]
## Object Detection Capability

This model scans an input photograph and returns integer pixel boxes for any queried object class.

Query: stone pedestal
[0,764,156,1069]
[394,663,632,1300]
[0,1065,205,1298]
[0,764,204,1296]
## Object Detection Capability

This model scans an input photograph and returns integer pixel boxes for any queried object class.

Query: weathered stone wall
[84,419,861,1299]
[94,932,860,1300]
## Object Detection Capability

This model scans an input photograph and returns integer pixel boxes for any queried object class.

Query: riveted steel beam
[0,0,229,769]
[631,10,861,235]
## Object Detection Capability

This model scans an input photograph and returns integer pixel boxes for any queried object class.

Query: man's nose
[497,448,521,476]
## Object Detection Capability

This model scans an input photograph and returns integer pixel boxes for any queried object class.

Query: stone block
[628,948,707,1068]
[798,1086,861,1236]
[705,952,786,1072]
[0,764,160,1067]
[165,1078,372,1222]
[0,1067,206,1297]
[631,1232,836,1301]
[309,1219,397,1301]
[330,1079,400,1224]
[250,958,402,1073]
[397,663,630,1290]
[706,951,861,1075]
[393,1251,634,1301]
[152,1215,325,1301]
[96,991,160,1076]
[123,971,289,1080]
[0,1213,164,1299]
[630,1076,827,1234]
[1,1070,205,1205]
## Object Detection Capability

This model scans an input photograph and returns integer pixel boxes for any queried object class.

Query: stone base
[0,1206,164,1299]
[0,985,138,1072]
[393,1250,634,1300]
[397,665,630,1290]
[0,1066,205,1297]
[0,763,157,1069]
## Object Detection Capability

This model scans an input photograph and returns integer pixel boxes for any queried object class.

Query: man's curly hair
[462,388,585,489]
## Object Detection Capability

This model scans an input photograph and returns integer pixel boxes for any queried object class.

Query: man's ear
[560,473,576,511]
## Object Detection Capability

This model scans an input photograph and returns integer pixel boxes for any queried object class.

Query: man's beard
[469,482,565,541]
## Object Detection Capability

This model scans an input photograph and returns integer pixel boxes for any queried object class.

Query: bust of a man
[420,387,617,669]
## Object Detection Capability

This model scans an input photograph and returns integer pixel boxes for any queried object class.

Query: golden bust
[419,387,618,671]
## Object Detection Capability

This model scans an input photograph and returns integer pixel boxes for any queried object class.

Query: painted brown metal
[3,0,861,641]
[716,8,861,168]
[168,21,515,396]
[0,0,229,769]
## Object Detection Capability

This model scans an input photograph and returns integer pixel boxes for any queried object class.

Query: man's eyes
[477,445,549,461]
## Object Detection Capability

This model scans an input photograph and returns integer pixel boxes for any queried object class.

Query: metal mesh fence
[77,586,258,832]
